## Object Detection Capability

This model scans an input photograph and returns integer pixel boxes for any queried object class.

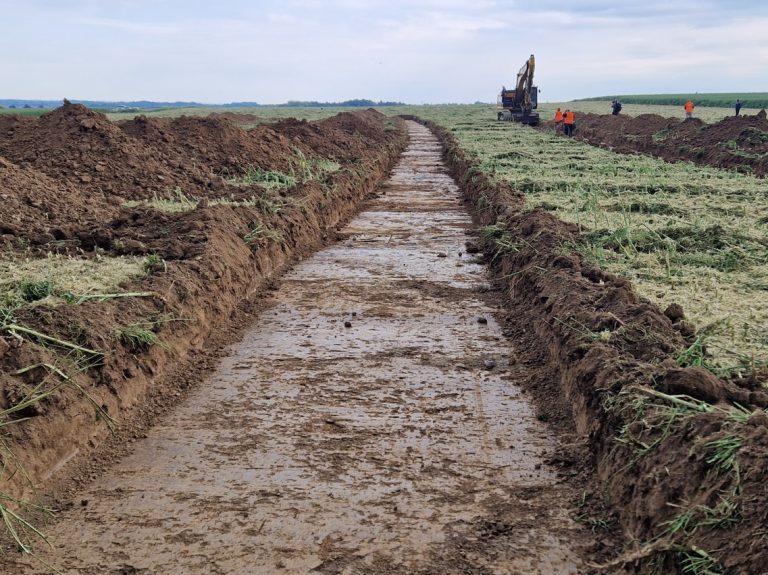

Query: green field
[103,101,749,125]
[106,106,359,123]
[577,92,768,109]
[0,107,48,117]
[398,105,768,374]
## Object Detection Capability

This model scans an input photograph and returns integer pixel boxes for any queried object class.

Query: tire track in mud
[13,122,593,574]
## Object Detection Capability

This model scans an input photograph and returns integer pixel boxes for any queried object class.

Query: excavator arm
[516,55,535,112]
[497,54,539,125]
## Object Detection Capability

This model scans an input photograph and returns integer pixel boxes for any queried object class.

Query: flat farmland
[3,102,767,574]
[402,105,768,374]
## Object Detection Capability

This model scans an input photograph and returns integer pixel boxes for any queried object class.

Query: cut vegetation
[409,106,768,574]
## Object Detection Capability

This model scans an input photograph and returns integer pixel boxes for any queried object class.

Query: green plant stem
[65,292,153,304]
[626,385,714,412]
[2,324,102,357]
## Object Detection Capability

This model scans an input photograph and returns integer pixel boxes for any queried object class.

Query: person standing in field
[564,109,575,137]
[611,99,622,115]
[735,99,743,116]
[554,107,564,133]
[684,99,695,120]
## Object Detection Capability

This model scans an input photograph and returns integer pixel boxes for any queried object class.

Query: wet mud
[8,123,594,574]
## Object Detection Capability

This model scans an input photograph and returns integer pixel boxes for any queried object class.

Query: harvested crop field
[563,110,768,176]
[1,103,767,575]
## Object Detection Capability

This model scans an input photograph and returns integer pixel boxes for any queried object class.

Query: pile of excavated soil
[0,104,408,514]
[558,110,768,175]
[271,112,396,162]
[0,101,218,200]
[0,156,112,242]
[118,114,309,175]
[421,116,768,574]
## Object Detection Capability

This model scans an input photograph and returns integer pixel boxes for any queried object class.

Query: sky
[1,0,767,104]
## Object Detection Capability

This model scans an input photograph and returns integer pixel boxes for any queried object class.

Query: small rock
[344,321,352,328]
[437,252,447,258]
[477,316,488,324]
[351,312,357,317]
[483,359,496,370]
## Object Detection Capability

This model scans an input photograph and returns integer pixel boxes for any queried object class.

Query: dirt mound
[0,106,404,253]
[0,156,113,242]
[0,101,216,200]
[211,111,264,126]
[565,111,768,175]
[0,106,408,530]
[0,113,33,135]
[119,115,306,175]
[424,116,768,574]
[272,109,393,161]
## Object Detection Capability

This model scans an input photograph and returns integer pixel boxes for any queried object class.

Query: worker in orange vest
[564,109,575,137]
[684,100,695,120]
[554,107,564,133]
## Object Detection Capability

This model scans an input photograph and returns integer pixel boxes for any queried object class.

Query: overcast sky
[2,0,766,104]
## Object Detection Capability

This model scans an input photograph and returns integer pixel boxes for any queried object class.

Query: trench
[14,122,592,574]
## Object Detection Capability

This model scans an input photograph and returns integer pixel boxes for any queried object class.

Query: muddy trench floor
[9,122,597,575]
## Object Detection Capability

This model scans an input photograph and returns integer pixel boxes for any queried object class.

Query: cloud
[76,17,182,35]
[2,0,767,102]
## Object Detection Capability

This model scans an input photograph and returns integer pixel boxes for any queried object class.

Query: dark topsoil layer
[549,110,768,176]
[0,103,408,505]
[418,117,768,574]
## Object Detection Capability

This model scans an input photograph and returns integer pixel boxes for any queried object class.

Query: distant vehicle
[497,54,539,125]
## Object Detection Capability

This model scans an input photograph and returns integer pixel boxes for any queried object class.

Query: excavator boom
[497,54,539,125]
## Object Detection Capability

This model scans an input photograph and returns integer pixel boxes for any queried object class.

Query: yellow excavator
[497,54,539,125]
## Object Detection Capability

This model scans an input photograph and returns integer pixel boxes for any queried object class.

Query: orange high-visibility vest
[564,111,575,125]
[554,109,563,122]
[684,101,694,112]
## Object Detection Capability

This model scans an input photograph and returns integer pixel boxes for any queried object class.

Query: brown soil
[549,110,768,175]
[0,103,408,509]
[3,102,766,573]
[4,121,601,575]
[118,114,310,175]
[420,116,768,574]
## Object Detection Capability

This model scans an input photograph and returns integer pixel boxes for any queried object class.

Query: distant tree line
[282,99,404,107]
[576,93,768,109]
[0,98,407,112]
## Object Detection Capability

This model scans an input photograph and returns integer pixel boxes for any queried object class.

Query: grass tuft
[705,434,742,475]
[143,254,166,275]
[118,323,161,352]
[243,221,284,248]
